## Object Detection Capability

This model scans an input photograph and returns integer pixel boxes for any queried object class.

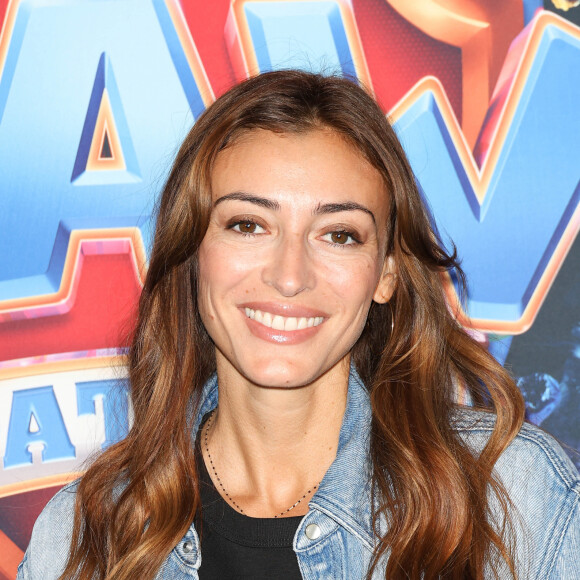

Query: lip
[239,302,329,319]
[239,303,328,345]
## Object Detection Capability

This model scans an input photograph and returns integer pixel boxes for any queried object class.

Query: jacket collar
[192,366,375,547]
[308,366,374,548]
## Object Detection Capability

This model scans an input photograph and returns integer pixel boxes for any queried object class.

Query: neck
[202,357,350,517]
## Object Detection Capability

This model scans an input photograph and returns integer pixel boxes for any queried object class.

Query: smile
[244,308,324,331]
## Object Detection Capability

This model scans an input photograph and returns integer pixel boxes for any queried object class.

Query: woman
[18,70,580,579]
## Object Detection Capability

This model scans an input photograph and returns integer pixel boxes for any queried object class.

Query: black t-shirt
[196,424,303,579]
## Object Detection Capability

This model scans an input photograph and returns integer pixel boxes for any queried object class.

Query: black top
[196,422,303,579]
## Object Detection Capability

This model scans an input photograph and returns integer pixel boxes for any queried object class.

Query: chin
[241,358,325,389]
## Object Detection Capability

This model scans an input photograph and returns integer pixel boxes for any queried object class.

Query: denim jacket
[18,369,580,579]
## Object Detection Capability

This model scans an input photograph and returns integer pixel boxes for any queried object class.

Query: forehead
[210,129,388,214]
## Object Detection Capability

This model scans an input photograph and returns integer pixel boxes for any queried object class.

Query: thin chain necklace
[203,409,319,518]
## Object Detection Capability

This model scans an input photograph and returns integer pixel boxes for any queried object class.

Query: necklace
[203,410,319,518]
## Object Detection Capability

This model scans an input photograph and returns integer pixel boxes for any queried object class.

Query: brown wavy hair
[61,70,525,579]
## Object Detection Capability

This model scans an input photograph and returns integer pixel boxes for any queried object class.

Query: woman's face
[198,129,395,388]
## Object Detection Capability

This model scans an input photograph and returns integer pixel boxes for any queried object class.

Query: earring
[388,302,394,334]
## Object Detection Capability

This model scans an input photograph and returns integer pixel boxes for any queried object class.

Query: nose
[261,233,316,297]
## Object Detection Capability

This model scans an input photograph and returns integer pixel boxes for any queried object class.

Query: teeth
[272,315,285,330]
[244,308,324,331]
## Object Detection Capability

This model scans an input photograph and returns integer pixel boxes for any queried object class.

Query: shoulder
[452,409,580,578]
[452,409,579,493]
[17,480,79,580]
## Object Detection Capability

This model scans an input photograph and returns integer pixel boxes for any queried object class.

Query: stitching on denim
[294,531,346,578]
[504,430,575,489]
[307,502,374,551]
[544,494,579,578]
[170,533,201,570]
[338,529,346,579]
[455,421,580,492]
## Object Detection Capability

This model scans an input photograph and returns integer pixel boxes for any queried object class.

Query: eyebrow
[213,191,376,225]
[313,202,376,225]
[213,192,280,211]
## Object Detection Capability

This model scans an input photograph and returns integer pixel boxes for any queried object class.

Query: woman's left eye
[322,230,360,246]
[229,220,265,235]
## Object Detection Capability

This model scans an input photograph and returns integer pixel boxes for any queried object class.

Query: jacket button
[305,523,321,540]
[183,541,194,553]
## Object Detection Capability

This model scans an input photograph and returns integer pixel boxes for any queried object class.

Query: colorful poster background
[1,1,580,577]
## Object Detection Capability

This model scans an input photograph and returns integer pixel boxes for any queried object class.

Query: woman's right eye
[228,220,265,235]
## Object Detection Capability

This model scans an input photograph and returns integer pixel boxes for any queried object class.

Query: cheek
[197,241,257,309]
[197,243,222,323]
[319,255,381,306]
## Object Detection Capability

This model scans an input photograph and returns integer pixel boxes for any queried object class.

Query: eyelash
[226,219,362,247]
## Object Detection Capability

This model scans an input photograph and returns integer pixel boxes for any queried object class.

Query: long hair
[61,70,525,579]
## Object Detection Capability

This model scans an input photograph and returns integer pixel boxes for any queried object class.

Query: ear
[373,256,396,304]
